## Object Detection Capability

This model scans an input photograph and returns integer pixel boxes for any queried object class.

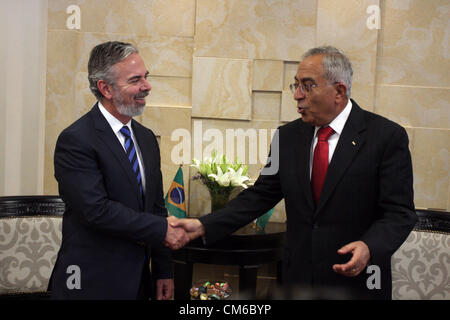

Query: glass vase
[208,189,232,211]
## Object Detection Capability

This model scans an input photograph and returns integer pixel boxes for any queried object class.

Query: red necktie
[311,126,334,204]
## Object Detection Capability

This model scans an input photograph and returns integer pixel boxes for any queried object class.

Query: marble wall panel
[252,92,281,121]
[191,118,280,166]
[316,0,379,109]
[280,90,299,122]
[47,0,74,31]
[412,128,449,210]
[48,0,196,37]
[150,106,193,203]
[283,61,299,91]
[123,0,196,37]
[351,83,375,112]
[138,36,194,77]
[48,0,126,34]
[74,71,97,119]
[195,0,317,60]
[147,76,191,107]
[375,85,450,128]
[46,31,79,125]
[190,118,279,168]
[252,60,283,91]
[44,0,450,214]
[377,0,450,87]
[192,57,252,120]
[141,106,191,140]
[45,30,79,194]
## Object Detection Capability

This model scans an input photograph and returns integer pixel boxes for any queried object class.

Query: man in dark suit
[48,41,189,299]
[171,46,417,299]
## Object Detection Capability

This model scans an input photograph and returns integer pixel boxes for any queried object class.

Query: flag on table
[256,208,274,230]
[165,166,187,218]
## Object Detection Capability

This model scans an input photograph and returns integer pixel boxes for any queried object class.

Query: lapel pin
[352,141,356,146]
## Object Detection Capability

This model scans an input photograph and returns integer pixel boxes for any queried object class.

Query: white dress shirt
[98,101,146,192]
[309,99,352,178]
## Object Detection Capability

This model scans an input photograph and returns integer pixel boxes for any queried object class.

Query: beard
[113,91,149,117]
[116,102,145,117]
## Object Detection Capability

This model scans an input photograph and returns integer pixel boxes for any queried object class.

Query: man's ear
[97,80,113,100]
[335,82,348,103]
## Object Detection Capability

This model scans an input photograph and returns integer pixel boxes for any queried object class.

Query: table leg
[239,265,258,299]
[173,261,193,300]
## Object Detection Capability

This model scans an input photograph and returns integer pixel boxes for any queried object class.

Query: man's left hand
[156,279,174,300]
[332,241,370,277]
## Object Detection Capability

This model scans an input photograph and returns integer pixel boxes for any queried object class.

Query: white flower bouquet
[191,151,250,211]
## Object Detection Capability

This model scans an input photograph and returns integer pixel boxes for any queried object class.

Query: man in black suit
[171,46,417,299]
[48,41,189,299]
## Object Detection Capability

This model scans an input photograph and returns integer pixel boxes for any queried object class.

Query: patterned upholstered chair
[1,197,448,300]
[0,196,64,299]
[391,210,450,300]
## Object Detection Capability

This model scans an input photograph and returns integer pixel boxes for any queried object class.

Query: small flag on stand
[255,207,274,230]
[165,166,187,218]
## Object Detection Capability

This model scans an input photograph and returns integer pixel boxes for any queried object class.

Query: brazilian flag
[165,167,187,218]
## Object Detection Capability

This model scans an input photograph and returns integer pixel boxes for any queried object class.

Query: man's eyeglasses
[289,82,320,94]
[290,81,340,94]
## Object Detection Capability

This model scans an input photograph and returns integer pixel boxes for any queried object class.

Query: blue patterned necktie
[120,126,143,197]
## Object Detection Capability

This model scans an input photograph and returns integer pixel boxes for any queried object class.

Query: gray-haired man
[48,41,188,299]
[172,46,417,300]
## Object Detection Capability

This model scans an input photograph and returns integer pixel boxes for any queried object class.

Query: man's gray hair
[88,41,139,100]
[302,46,353,98]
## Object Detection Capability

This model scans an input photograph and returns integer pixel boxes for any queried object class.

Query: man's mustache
[135,91,149,99]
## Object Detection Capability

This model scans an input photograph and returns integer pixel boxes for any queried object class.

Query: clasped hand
[163,216,205,250]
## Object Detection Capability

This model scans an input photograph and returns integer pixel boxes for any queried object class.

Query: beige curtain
[0,0,47,196]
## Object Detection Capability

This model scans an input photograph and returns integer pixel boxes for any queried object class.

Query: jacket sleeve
[360,125,417,263]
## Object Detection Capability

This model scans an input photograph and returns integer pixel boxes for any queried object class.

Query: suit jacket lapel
[315,101,366,216]
[90,103,143,206]
[293,121,315,209]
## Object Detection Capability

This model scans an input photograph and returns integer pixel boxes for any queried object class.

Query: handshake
[163,216,206,250]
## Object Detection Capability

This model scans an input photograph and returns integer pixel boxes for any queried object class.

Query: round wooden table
[171,221,286,300]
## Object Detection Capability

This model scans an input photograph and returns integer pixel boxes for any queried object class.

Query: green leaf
[206,164,212,176]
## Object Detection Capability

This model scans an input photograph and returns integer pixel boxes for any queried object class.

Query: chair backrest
[1,197,448,300]
[391,210,450,300]
[0,196,64,298]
